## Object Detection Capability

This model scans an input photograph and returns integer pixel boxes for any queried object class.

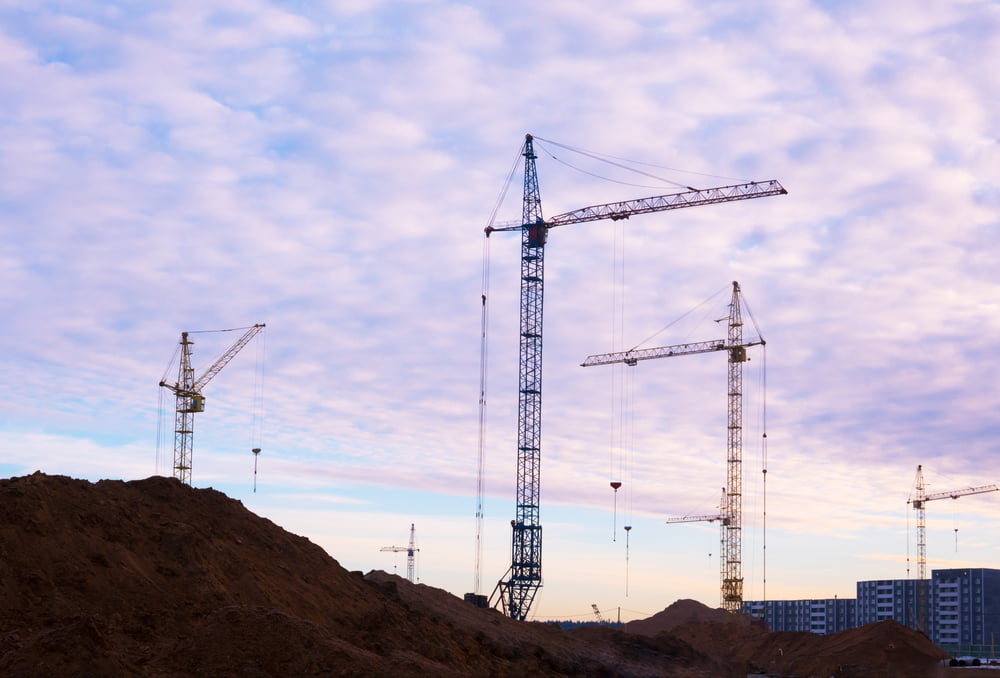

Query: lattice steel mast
[159,324,265,485]
[381,523,420,583]
[486,134,785,621]
[583,282,760,612]
[907,465,996,631]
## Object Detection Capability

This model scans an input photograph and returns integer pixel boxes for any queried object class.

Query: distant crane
[665,488,729,526]
[591,604,606,624]
[582,282,762,612]
[907,464,997,631]
[665,488,728,597]
[485,134,786,621]
[381,523,420,583]
[159,324,265,485]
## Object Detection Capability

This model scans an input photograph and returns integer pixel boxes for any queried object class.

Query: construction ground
[0,472,980,677]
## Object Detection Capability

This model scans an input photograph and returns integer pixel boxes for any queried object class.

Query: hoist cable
[761,344,768,608]
[533,139,690,191]
[532,135,746,184]
[741,291,766,344]
[187,325,258,334]
[475,223,493,595]
[159,342,181,385]
[627,284,729,352]
[250,328,267,491]
[486,144,524,229]
[474,138,520,595]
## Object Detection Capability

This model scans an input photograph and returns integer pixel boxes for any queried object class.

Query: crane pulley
[486,133,785,622]
[159,323,265,485]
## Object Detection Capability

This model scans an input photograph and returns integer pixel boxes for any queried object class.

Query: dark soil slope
[0,473,952,677]
[0,473,716,677]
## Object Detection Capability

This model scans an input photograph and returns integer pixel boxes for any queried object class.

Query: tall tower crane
[582,282,760,612]
[485,134,785,621]
[159,324,265,485]
[380,523,420,583]
[907,464,997,631]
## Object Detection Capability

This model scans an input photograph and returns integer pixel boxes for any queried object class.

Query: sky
[2,0,999,623]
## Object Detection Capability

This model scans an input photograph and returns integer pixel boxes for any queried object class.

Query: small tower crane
[907,464,997,631]
[665,488,729,526]
[582,282,761,612]
[381,523,420,583]
[486,134,785,621]
[159,324,265,485]
[591,604,606,624]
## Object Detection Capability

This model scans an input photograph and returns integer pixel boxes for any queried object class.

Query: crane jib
[548,181,786,228]
[483,180,787,236]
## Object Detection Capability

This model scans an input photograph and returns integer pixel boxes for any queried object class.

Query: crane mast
[583,282,760,612]
[159,323,265,485]
[487,133,785,621]
[908,464,997,631]
[723,282,746,612]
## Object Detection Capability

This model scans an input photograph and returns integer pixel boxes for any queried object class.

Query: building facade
[742,597,856,634]
[743,568,1000,651]
[856,578,921,629]
[931,568,1000,650]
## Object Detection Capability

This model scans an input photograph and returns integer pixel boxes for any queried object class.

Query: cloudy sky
[2,0,999,622]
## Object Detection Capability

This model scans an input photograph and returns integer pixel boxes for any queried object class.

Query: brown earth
[0,472,954,677]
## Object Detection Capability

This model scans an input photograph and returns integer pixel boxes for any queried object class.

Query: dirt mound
[0,473,714,677]
[0,472,953,677]
[668,616,950,678]
[626,598,733,635]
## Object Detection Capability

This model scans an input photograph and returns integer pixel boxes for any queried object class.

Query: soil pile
[626,598,732,635]
[0,473,715,677]
[0,473,953,677]
[651,600,950,678]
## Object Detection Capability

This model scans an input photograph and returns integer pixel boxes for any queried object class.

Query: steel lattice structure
[907,465,996,632]
[584,282,760,612]
[487,134,785,621]
[723,283,746,611]
[159,324,265,485]
[496,136,547,621]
